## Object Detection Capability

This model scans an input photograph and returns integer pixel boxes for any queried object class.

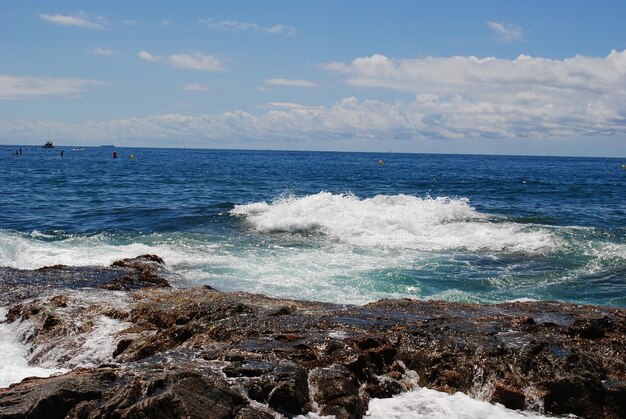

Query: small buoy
[113,150,118,159]
[130,154,135,160]
[378,159,383,165]
[621,164,626,171]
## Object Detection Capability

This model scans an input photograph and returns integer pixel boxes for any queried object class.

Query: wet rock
[567,317,614,339]
[36,264,68,272]
[234,406,276,419]
[489,382,526,410]
[266,362,310,415]
[0,255,172,306]
[0,368,249,419]
[309,364,366,418]
[268,305,296,316]
[0,368,117,419]
[1,259,626,418]
[108,254,170,289]
[223,360,277,378]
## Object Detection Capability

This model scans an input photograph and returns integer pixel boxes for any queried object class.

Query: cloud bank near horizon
[2,50,625,144]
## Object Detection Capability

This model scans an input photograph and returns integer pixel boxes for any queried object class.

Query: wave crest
[231,192,557,254]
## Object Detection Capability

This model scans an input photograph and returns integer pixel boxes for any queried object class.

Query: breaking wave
[231,192,557,254]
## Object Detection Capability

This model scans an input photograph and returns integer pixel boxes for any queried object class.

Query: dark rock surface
[0,255,175,306]
[1,255,625,418]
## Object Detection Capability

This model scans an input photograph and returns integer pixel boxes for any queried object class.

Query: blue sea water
[1,145,625,307]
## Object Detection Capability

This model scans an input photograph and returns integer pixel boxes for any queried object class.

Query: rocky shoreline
[1,255,625,418]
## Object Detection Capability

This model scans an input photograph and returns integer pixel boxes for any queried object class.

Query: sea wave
[231,192,558,254]
[365,387,550,419]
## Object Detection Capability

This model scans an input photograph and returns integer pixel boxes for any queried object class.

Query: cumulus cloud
[321,51,626,96]
[169,53,223,71]
[0,74,103,100]
[139,50,223,71]
[487,21,524,43]
[39,12,107,29]
[264,78,318,88]
[318,50,626,136]
[138,50,163,62]
[3,89,624,144]
[87,47,116,56]
[199,19,296,37]
[3,51,625,142]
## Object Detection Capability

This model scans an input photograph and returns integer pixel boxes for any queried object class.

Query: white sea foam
[35,315,131,369]
[231,192,557,254]
[365,387,550,419]
[0,230,190,270]
[0,192,623,306]
[0,307,67,388]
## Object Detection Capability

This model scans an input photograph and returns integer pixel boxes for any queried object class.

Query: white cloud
[199,19,296,37]
[183,83,211,92]
[3,51,625,142]
[139,50,223,71]
[263,102,317,110]
[3,89,624,144]
[87,47,116,56]
[0,74,103,100]
[316,50,626,138]
[321,51,626,96]
[168,53,223,71]
[138,50,163,62]
[265,78,318,88]
[487,21,524,43]
[161,20,172,27]
[39,12,107,29]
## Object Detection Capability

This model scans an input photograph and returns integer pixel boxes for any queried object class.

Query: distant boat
[42,141,54,148]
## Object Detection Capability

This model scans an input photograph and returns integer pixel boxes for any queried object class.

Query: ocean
[1,145,625,307]
[1,145,625,417]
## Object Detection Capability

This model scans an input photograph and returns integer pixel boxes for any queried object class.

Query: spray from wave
[1,193,623,306]
[231,192,557,254]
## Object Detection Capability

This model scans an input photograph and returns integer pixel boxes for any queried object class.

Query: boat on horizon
[42,141,54,148]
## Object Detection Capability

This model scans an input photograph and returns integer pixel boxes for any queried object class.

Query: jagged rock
[489,382,526,410]
[2,258,626,418]
[0,254,172,306]
[309,364,366,418]
[266,361,310,415]
[0,368,117,419]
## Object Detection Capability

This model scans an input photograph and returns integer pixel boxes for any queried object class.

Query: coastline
[0,255,624,418]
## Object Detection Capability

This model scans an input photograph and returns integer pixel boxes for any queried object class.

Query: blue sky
[1,0,625,156]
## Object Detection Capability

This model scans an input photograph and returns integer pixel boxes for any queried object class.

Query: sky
[1,0,625,156]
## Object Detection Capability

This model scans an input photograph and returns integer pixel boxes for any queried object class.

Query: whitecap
[231,192,558,254]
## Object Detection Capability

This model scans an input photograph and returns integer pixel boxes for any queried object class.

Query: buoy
[621,164,626,171]
[378,160,383,165]
[113,150,118,159]
[130,154,135,160]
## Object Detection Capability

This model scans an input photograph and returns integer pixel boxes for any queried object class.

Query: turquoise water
[1,146,625,306]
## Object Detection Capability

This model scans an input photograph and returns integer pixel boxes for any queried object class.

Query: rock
[266,362,310,415]
[1,259,626,418]
[309,364,366,418]
[489,382,526,410]
[0,368,117,419]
